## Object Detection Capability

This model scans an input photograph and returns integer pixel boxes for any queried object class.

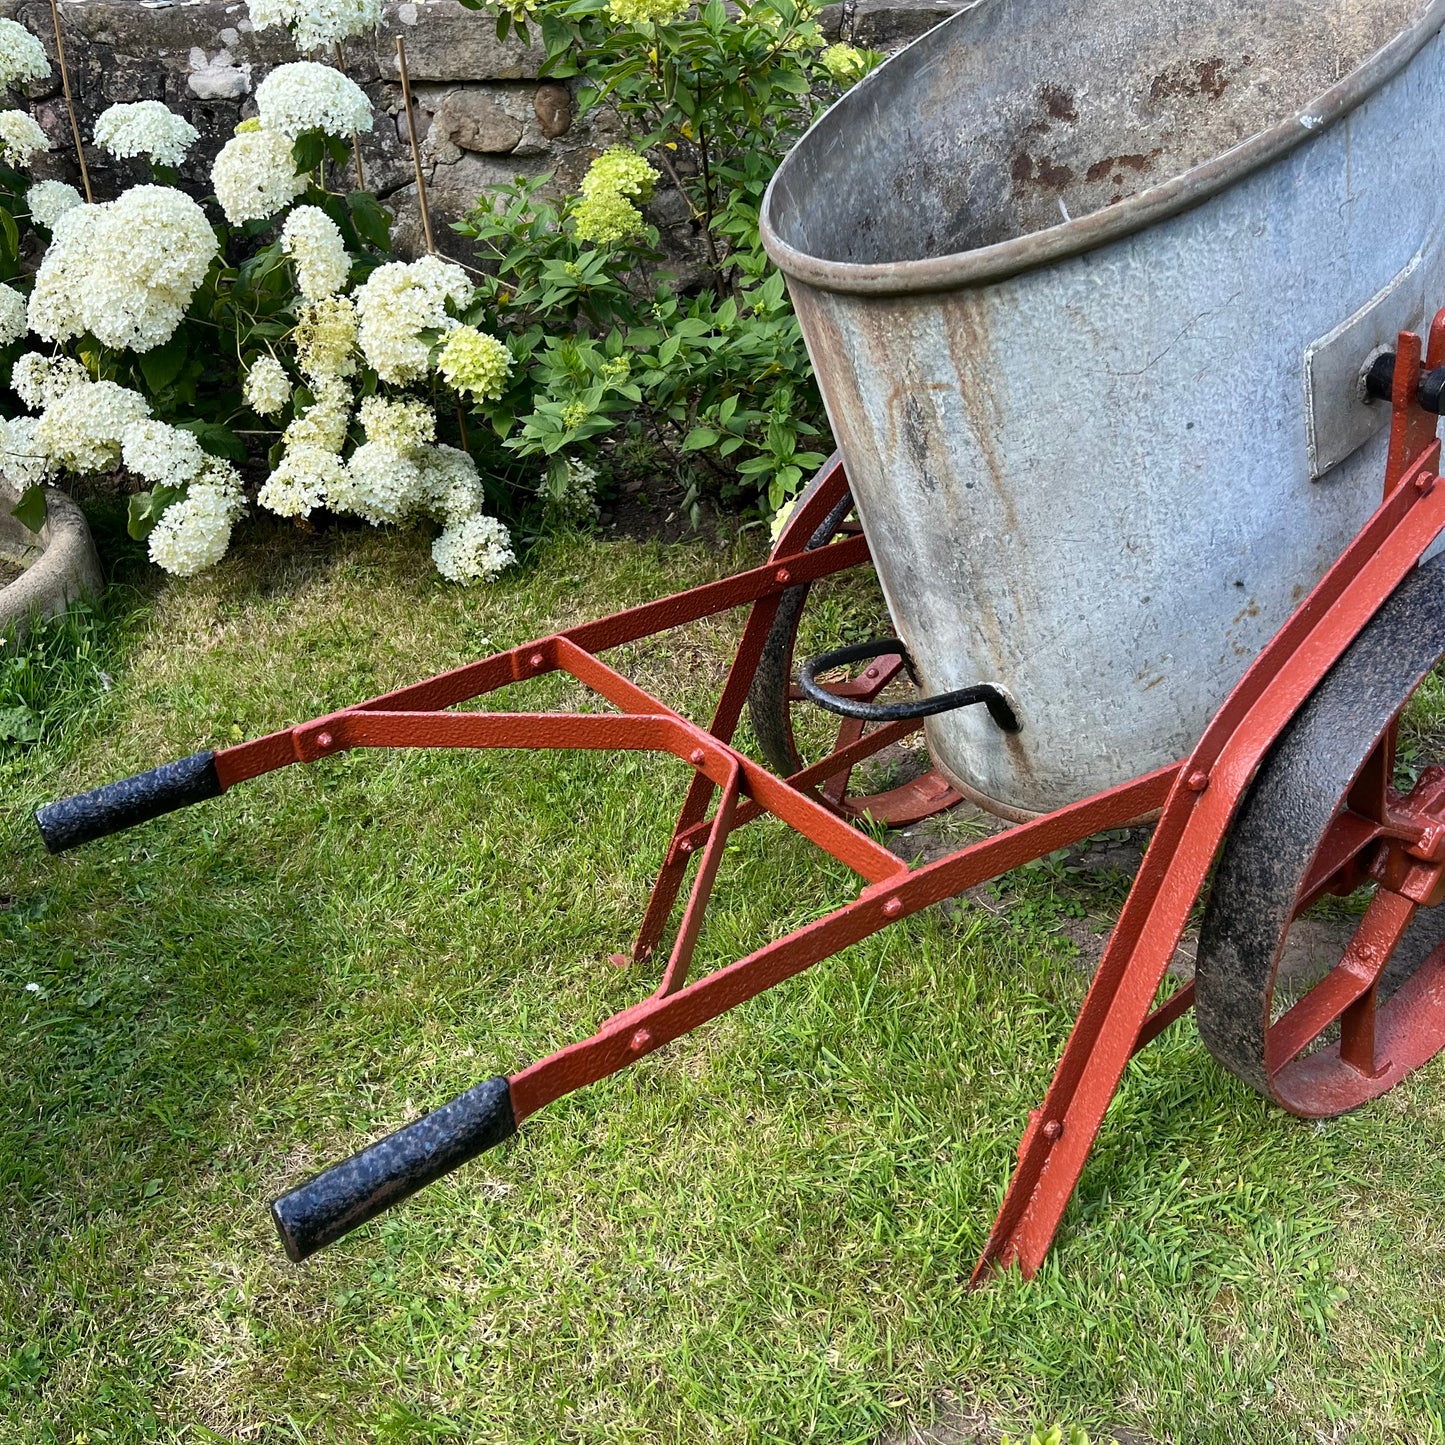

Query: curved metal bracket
[798,638,1021,732]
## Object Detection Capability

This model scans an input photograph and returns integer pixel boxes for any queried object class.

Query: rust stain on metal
[1002,724,1038,778]
[1085,150,1163,183]
[1039,83,1078,122]
[943,296,1021,540]
[940,294,1030,687]
[880,378,955,456]
[1149,56,1236,104]
[1011,151,1075,191]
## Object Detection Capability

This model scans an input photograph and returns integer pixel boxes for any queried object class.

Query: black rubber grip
[271,1075,517,1262]
[34,750,222,854]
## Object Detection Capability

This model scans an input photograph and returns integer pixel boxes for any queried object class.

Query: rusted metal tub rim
[760,0,1445,298]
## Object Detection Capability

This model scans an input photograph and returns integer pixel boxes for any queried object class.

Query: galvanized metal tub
[761,0,1445,818]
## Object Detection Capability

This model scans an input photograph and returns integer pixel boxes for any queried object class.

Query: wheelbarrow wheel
[747,467,962,827]
[1195,552,1445,1117]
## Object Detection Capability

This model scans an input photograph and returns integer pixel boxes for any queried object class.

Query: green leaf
[346,190,393,252]
[0,205,17,259]
[126,486,192,541]
[292,130,327,176]
[0,704,40,744]
[127,490,159,541]
[176,420,247,462]
[681,427,719,452]
[9,483,45,533]
[138,332,189,394]
[770,68,811,96]
[540,15,575,60]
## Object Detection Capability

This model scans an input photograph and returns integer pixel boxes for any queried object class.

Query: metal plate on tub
[1306,224,1445,480]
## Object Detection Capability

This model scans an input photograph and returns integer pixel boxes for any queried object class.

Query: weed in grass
[2,519,1445,1443]
[1002,1428,1116,1445]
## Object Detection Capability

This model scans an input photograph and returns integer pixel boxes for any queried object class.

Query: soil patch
[599,474,745,547]
[883,1404,1157,1444]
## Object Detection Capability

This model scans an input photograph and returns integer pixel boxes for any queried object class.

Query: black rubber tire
[1196,552,1445,1110]
[747,482,854,778]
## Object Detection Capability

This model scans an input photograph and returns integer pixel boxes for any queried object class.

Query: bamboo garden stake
[47,0,91,202]
[333,41,366,190]
[395,34,436,253]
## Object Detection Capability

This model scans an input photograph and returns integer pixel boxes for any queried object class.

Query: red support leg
[625,459,857,965]
[973,420,1445,1283]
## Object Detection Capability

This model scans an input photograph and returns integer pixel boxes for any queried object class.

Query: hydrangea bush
[0,20,55,310]
[451,0,881,520]
[0,0,881,588]
[0,17,521,585]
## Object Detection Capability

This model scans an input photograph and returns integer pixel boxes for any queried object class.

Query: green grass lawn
[3,514,1445,1444]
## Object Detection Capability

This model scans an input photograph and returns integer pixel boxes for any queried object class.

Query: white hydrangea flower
[25,178,82,229]
[255,62,373,139]
[25,203,98,343]
[93,101,200,168]
[293,295,357,380]
[28,187,218,353]
[358,394,434,455]
[120,419,206,488]
[0,19,51,92]
[0,108,49,168]
[199,456,245,495]
[245,356,292,417]
[247,0,383,53]
[0,282,25,346]
[543,454,600,524]
[34,379,151,474]
[432,512,514,584]
[11,352,87,411]
[354,255,472,385]
[211,126,306,226]
[283,374,351,452]
[417,443,485,524]
[280,205,349,301]
[336,440,422,524]
[147,474,246,577]
[258,443,346,518]
[0,414,55,489]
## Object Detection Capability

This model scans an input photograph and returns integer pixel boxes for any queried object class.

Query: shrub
[452,0,881,520]
[1,0,881,583]
[0,24,517,585]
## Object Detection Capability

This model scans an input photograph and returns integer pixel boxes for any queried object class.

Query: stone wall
[0,0,962,264]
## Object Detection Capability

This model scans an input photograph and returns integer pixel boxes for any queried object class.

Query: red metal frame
[206,322,1445,1280]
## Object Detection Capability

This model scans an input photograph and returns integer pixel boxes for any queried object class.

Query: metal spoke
[1265,887,1417,1073]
